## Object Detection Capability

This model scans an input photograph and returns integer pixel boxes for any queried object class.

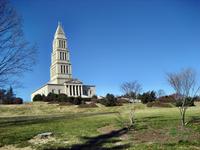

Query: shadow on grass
[0,112,118,127]
[188,116,200,124]
[137,115,179,123]
[45,127,130,150]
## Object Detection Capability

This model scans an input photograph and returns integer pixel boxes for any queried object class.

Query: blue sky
[11,0,200,101]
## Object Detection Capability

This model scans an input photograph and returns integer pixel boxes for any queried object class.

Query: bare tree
[120,81,142,127]
[0,0,36,87]
[120,81,142,101]
[166,68,200,126]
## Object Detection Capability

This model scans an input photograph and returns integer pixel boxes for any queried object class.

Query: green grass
[0,102,200,149]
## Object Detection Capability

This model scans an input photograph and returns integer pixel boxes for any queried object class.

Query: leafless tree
[166,68,200,126]
[120,81,142,101]
[0,0,36,87]
[120,81,142,127]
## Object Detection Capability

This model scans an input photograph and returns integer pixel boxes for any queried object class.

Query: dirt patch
[132,129,171,143]
[29,135,56,145]
[97,125,118,134]
[131,126,200,144]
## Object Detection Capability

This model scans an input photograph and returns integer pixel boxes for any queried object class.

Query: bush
[147,101,172,108]
[100,93,121,107]
[83,98,92,102]
[57,94,68,102]
[33,94,43,101]
[92,95,98,99]
[73,97,84,105]
[175,97,195,107]
[158,96,175,103]
[193,96,200,102]
[138,91,156,104]
[45,93,58,102]
[13,98,23,104]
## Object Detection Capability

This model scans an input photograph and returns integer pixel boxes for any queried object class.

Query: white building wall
[47,84,65,94]
[87,86,96,97]
[31,85,48,100]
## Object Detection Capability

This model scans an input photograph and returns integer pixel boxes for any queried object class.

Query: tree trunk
[181,107,186,126]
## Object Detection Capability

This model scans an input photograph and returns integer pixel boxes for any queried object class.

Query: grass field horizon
[0,102,200,150]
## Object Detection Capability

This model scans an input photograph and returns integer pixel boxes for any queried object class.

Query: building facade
[31,23,96,100]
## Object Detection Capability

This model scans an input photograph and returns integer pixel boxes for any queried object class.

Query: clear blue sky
[11,0,200,101]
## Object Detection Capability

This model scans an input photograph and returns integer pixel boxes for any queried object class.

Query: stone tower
[50,22,72,84]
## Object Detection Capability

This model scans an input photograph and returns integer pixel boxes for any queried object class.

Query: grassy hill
[0,102,200,150]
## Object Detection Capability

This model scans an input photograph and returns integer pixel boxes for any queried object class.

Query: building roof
[64,78,83,84]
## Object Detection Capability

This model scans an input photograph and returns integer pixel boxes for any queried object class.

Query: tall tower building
[31,22,96,101]
[50,23,72,84]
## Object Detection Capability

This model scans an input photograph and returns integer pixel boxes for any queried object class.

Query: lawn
[0,102,200,150]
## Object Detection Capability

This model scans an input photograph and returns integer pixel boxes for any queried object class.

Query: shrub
[13,98,23,104]
[57,94,68,102]
[33,94,43,101]
[138,91,156,104]
[68,97,75,103]
[193,96,200,102]
[45,93,58,102]
[147,101,172,108]
[92,95,98,99]
[83,98,92,102]
[158,96,176,103]
[100,93,121,107]
[2,98,13,104]
[73,97,84,105]
[175,97,195,107]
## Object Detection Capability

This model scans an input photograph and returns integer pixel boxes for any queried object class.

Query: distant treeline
[0,87,23,104]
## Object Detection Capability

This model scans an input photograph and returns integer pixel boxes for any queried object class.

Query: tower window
[59,40,61,48]
[63,65,65,73]
[66,66,68,74]
[61,65,63,73]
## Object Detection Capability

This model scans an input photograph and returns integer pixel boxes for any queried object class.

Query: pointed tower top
[54,22,66,39]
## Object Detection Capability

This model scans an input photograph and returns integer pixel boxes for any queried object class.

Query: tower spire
[54,22,66,39]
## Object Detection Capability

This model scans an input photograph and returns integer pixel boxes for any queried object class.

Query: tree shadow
[188,116,200,124]
[44,127,130,150]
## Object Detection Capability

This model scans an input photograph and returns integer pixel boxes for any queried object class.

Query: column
[77,85,80,96]
[73,85,75,96]
[71,85,74,96]
[81,85,83,97]
[75,85,77,97]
